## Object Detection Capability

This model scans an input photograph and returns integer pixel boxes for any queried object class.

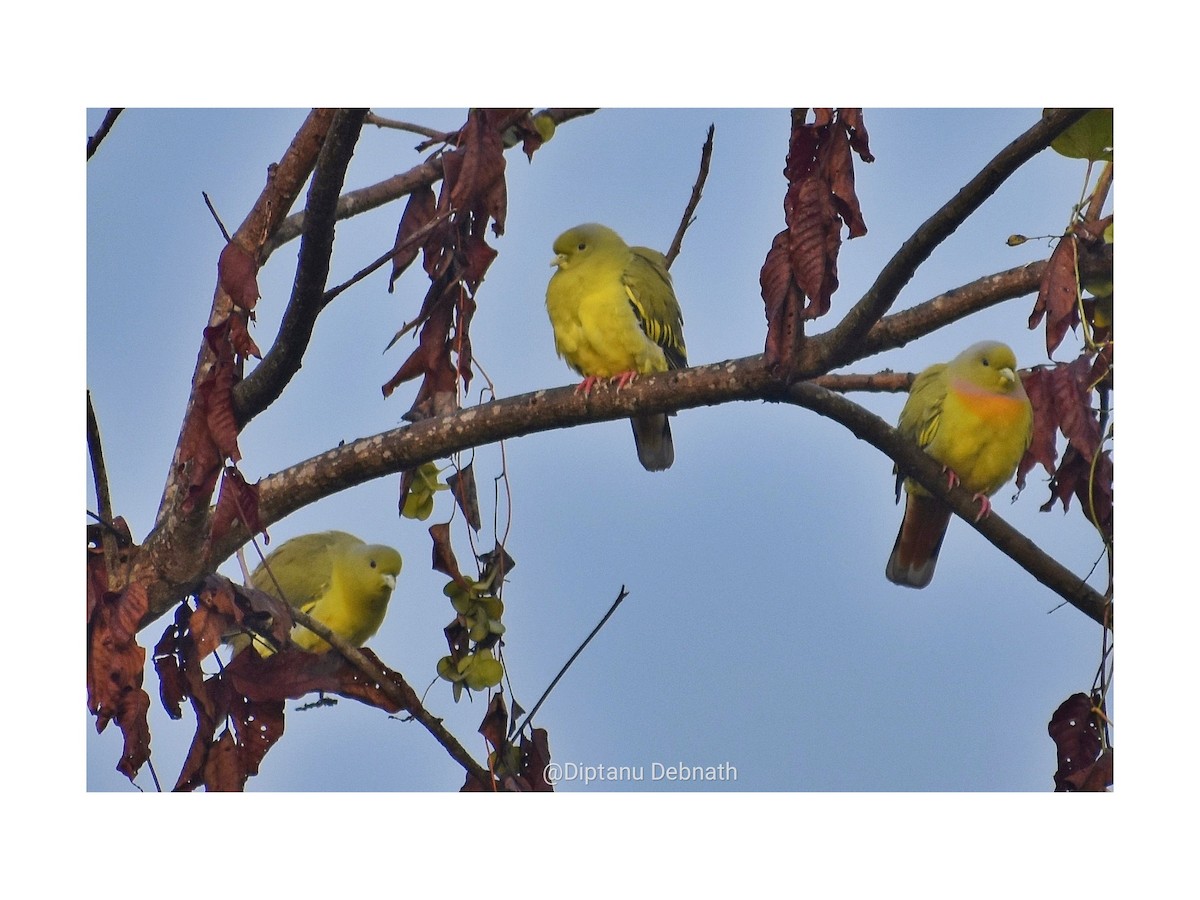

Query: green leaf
[1049,109,1113,161]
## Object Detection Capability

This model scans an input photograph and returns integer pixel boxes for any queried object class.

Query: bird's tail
[630,414,674,471]
[885,492,953,588]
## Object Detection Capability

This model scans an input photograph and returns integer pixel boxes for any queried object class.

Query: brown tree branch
[844,243,1113,364]
[230,109,368,429]
[809,108,1092,375]
[780,382,1110,627]
[1084,160,1113,223]
[87,108,123,160]
[133,247,1112,625]
[134,110,340,605]
[363,112,450,141]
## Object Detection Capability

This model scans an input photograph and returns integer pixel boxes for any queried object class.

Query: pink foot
[576,376,603,397]
[972,493,992,521]
[943,467,960,490]
[611,370,640,391]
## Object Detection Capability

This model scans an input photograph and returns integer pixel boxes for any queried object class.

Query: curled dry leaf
[87,580,152,780]
[430,521,470,588]
[1047,692,1111,791]
[208,466,263,546]
[217,241,260,312]
[762,108,872,372]
[1028,235,1080,358]
[446,462,482,532]
[389,185,437,291]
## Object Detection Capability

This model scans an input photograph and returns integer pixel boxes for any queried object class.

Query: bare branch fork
[810,108,1091,374]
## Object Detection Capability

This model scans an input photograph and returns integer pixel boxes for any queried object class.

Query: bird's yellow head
[551,223,628,271]
[950,341,1023,393]
[336,543,403,604]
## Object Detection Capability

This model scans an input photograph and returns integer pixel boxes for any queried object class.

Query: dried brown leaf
[520,727,554,792]
[761,108,871,372]
[446,463,482,531]
[760,230,806,372]
[228,311,261,361]
[217,241,260,312]
[87,581,152,780]
[224,645,408,715]
[389,185,438,291]
[478,693,508,750]
[200,324,242,462]
[1016,367,1058,489]
[430,522,469,588]
[1029,235,1080,357]
[209,467,263,546]
[478,544,515,592]
[1048,692,1110,791]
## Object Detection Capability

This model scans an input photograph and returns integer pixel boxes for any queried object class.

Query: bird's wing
[894,363,948,500]
[250,531,361,606]
[625,247,688,370]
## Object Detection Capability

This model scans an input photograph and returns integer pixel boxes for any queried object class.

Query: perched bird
[233,530,403,655]
[886,341,1033,588]
[546,223,688,471]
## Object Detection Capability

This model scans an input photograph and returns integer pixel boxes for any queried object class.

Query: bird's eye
[577,242,586,251]
[369,560,378,569]
[981,357,990,367]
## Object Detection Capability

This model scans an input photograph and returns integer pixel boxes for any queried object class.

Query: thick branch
[134,249,1112,624]
[810,108,1092,374]
[139,110,338,594]
[232,110,367,428]
[782,382,1110,626]
[840,244,1113,364]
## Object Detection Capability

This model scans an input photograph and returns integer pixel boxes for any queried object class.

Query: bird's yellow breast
[926,381,1032,497]
[546,265,668,378]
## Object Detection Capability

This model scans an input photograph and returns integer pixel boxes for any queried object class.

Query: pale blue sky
[87,108,1109,794]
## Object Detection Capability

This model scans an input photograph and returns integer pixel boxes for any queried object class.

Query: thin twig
[87,391,113,531]
[665,124,715,267]
[87,108,123,160]
[510,587,630,739]
[202,192,232,243]
[364,112,453,142]
[86,390,120,571]
[319,209,452,307]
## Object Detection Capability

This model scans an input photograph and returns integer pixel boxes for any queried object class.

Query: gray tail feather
[630,414,673,471]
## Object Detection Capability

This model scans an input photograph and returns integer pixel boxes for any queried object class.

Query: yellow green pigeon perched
[233,530,403,655]
[886,341,1033,588]
[545,223,688,471]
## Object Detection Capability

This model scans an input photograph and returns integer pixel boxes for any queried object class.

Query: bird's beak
[999,366,1016,386]
[383,574,397,590]
[550,254,566,269]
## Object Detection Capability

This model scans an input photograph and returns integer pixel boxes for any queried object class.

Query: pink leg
[972,493,992,522]
[942,467,960,490]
